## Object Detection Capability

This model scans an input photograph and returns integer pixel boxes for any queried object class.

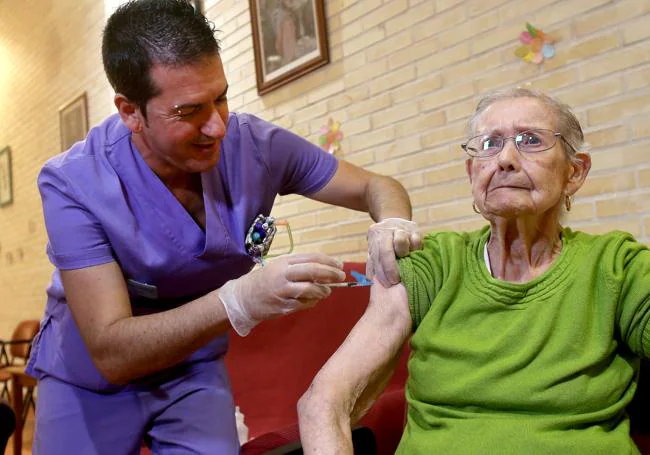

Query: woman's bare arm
[298,282,412,454]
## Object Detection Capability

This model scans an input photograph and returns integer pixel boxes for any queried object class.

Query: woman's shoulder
[407,227,489,268]
[564,227,648,266]
[564,227,641,248]
[422,225,489,249]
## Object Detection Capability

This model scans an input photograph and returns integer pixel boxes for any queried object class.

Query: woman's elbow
[298,383,340,423]
[298,386,322,421]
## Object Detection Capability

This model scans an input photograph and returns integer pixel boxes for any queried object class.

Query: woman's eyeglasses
[461,128,563,159]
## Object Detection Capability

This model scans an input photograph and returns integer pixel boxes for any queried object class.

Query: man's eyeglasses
[461,128,563,159]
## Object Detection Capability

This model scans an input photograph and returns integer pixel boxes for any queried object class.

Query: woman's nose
[496,139,521,171]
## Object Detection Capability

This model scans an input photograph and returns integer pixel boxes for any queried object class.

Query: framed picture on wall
[0,146,13,207]
[59,92,89,152]
[249,0,329,95]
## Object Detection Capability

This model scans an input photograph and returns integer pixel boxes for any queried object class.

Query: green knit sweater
[396,226,650,454]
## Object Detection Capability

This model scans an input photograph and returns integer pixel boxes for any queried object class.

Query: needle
[326,281,372,288]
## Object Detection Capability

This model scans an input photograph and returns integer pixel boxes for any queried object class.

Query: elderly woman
[297,88,650,454]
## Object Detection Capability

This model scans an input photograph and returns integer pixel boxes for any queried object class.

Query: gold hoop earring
[472,201,481,214]
[565,194,572,212]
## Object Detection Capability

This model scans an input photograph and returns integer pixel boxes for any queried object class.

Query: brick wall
[0,0,114,338]
[1,0,649,337]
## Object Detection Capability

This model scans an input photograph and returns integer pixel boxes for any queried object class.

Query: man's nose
[201,108,226,139]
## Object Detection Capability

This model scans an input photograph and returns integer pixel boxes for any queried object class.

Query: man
[27,0,420,453]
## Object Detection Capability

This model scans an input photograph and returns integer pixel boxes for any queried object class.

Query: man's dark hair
[102,0,221,117]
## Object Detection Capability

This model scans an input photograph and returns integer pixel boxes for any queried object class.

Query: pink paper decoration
[515,23,556,65]
[319,118,343,154]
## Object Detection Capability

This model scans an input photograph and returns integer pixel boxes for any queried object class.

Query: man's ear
[114,94,144,133]
[566,152,592,196]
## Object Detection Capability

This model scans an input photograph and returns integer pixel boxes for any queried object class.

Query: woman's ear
[114,94,144,133]
[465,158,474,184]
[566,152,592,196]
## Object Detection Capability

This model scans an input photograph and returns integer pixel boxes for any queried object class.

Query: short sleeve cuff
[47,244,115,270]
[294,154,339,196]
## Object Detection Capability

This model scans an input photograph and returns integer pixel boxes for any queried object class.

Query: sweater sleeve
[398,234,446,331]
[614,234,650,359]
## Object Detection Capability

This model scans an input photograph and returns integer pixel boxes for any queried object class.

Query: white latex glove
[366,218,422,287]
[218,253,345,336]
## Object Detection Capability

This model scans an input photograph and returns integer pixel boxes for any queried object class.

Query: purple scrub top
[28,112,338,392]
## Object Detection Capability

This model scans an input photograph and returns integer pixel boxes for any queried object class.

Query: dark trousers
[0,400,16,453]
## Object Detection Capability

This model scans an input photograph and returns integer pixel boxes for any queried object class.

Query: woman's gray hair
[467,88,589,164]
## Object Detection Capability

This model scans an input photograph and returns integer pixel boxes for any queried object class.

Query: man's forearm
[366,175,412,222]
[93,291,231,384]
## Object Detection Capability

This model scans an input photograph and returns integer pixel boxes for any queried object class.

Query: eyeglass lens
[465,129,557,157]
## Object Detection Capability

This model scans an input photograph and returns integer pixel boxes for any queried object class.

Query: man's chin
[187,153,220,173]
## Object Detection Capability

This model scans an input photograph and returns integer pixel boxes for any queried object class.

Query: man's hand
[366,218,422,286]
[218,253,346,336]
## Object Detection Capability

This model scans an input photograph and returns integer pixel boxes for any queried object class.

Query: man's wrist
[217,281,256,337]
[372,217,416,227]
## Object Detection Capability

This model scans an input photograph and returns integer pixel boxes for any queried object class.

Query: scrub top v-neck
[112,136,229,260]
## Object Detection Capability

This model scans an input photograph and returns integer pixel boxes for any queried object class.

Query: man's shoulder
[40,114,127,189]
[226,112,276,138]
[44,114,127,170]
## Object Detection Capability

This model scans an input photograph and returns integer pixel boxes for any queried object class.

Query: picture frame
[0,146,13,207]
[249,0,329,95]
[59,92,89,152]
